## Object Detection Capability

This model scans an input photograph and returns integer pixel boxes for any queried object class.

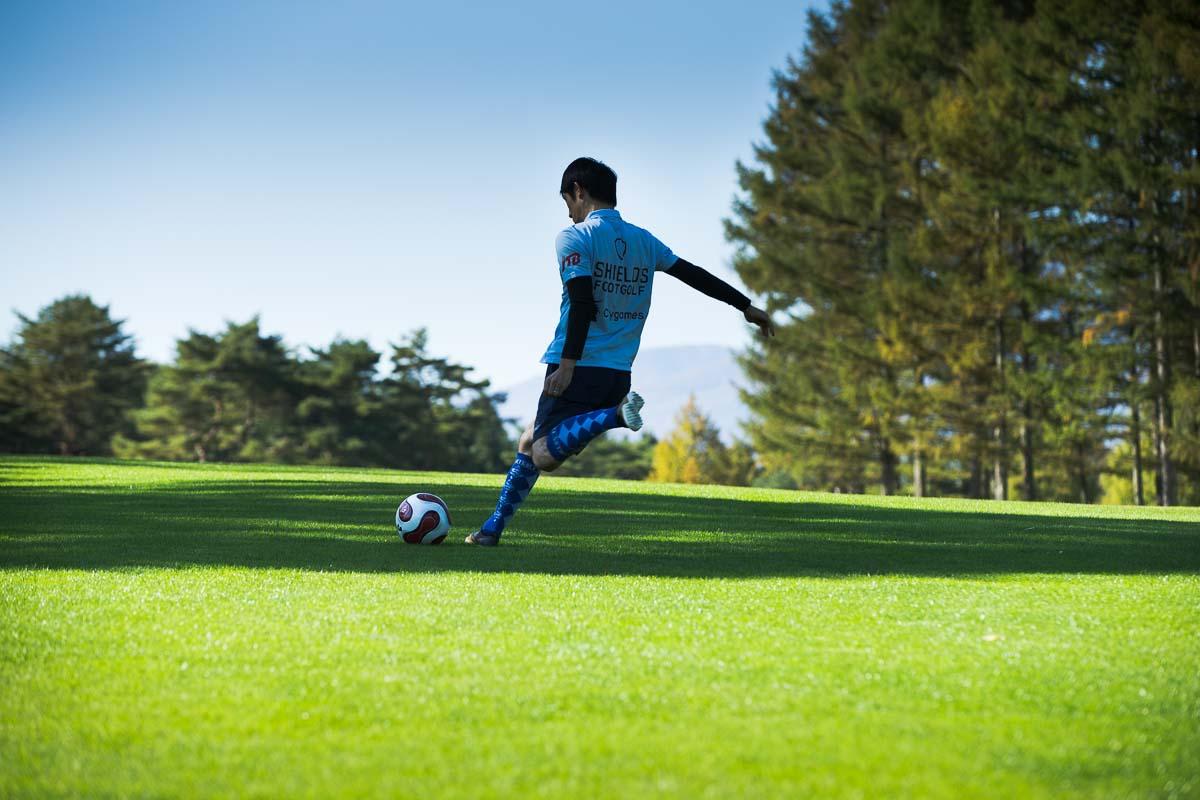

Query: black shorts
[532,363,632,443]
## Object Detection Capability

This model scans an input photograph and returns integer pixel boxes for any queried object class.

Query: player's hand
[744,305,776,338]
[544,362,576,397]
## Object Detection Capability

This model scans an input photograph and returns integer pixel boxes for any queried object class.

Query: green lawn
[1,457,1198,798]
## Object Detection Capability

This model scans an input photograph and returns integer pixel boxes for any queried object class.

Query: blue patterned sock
[545,406,623,462]
[480,453,540,537]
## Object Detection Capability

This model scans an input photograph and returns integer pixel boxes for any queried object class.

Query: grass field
[1,456,1198,798]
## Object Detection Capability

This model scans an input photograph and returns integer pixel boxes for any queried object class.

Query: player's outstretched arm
[664,258,775,338]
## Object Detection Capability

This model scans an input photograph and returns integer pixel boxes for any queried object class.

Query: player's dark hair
[560,157,617,205]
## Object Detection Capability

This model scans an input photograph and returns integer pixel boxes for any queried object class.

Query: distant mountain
[497,345,750,442]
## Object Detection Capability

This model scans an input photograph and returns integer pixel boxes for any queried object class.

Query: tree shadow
[1,478,1197,577]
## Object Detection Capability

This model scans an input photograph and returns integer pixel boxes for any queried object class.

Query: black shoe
[464,530,500,546]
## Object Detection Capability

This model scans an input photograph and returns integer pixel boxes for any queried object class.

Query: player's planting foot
[464,530,500,547]
[618,391,645,431]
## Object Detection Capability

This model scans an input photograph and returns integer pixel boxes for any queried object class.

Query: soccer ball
[395,493,451,545]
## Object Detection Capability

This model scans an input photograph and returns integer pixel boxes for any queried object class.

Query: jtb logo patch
[562,252,581,268]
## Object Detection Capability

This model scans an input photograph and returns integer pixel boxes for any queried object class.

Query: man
[466,157,774,546]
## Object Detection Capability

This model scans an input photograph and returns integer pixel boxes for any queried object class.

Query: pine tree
[1038,0,1200,505]
[0,295,147,455]
[730,0,1020,496]
[729,1,935,495]
[116,319,293,462]
[738,317,872,492]
[381,329,510,472]
[292,339,386,466]
[729,0,1198,504]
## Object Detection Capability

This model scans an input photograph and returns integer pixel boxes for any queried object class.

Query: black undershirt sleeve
[561,276,598,361]
[664,258,752,312]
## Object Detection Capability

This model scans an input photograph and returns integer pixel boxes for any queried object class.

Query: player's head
[560,157,617,223]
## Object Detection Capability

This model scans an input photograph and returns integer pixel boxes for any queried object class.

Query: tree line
[728,0,1200,505]
[0,295,514,473]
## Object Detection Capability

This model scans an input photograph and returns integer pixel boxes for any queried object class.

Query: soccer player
[465,157,775,546]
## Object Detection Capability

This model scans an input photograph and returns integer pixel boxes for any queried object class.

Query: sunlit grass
[2,456,1198,798]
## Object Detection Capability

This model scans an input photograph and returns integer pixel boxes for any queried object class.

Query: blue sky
[1,0,824,388]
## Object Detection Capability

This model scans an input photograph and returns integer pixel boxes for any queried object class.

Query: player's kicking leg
[530,390,644,471]
[465,388,644,546]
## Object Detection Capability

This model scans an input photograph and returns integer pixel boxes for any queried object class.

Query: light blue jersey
[541,209,676,371]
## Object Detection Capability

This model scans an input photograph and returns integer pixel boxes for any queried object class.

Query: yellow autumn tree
[648,396,757,486]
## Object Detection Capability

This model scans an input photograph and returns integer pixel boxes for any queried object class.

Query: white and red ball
[395,493,451,545]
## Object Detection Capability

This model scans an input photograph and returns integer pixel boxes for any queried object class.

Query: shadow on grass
[1,478,1198,577]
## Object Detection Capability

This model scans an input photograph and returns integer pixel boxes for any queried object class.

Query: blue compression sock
[545,406,623,462]
[480,453,540,537]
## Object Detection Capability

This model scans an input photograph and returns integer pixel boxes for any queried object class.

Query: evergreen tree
[292,339,387,466]
[115,319,293,462]
[913,2,1055,500]
[729,0,1200,504]
[727,2,914,495]
[381,329,511,472]
[738,318,871,492]
[0,295,147,455]
[1035,0,1200,505]
[729,0,996,496]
